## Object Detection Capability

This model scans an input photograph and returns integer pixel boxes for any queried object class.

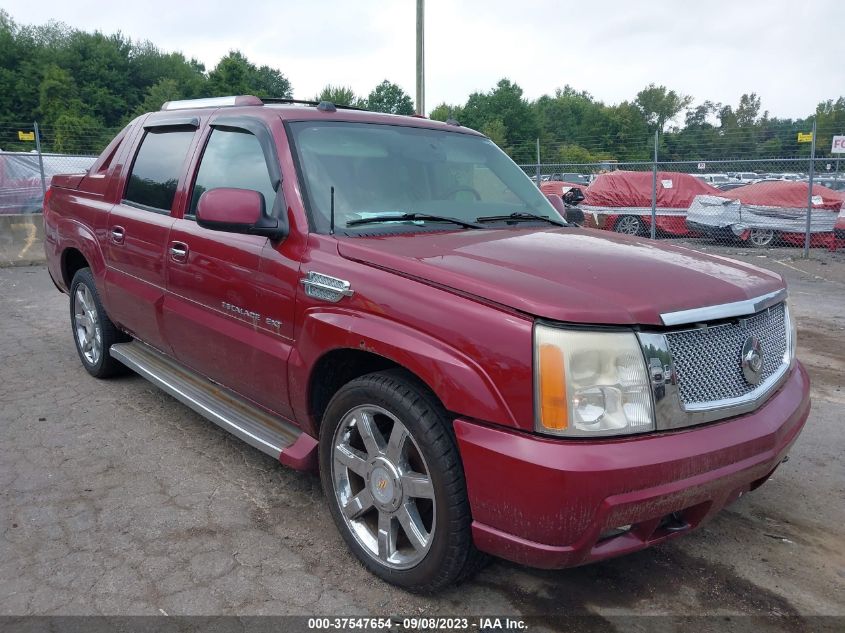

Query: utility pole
[650,130,658,240]
[416,0,425,116]
[34,122,47,199]
[803,119,817,258]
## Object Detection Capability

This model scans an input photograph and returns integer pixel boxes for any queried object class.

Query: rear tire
[69,268,128,378]
[319,369,486,592]
[748,228,776,248]
[614,215,643,235]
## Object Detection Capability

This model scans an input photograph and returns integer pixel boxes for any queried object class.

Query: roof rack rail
[159,95,370,113]
[260,97,367,112]
[161,95,263,111]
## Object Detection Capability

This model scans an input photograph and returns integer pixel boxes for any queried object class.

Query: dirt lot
[0,248,843,629]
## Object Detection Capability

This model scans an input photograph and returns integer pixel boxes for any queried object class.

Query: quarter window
[189,128,276,216]
[124,128,195,211]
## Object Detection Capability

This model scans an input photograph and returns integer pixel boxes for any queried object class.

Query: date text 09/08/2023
[306,616,528,630]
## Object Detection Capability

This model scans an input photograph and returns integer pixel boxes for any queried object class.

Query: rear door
[104,119,199,351]
[163,115,297,418]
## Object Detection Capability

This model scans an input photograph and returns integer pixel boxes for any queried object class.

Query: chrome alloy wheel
[615,215,641,235]
[73,284,102,365]
[331,405,436,569]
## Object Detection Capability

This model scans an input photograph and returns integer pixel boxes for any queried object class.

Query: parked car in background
[716,182,747,192]
[734,172,762,184]
[834,207,845,242]
[581,170,721,236]
[687,180,843,248]
[695,173,738,187]
[549,172,591,186]
[815,176,845,192]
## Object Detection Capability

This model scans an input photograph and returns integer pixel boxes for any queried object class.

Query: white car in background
[698,173,738,186]
[734,172,762,184]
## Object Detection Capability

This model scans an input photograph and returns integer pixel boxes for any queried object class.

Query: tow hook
[661,512,690,533]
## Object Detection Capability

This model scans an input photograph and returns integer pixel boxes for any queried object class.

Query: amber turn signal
[538,343,568,430]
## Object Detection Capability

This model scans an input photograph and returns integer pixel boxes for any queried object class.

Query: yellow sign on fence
[797,132,814,143]
[17,131,35,141]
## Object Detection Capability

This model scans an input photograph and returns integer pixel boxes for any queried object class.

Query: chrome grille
[666,302,788,407]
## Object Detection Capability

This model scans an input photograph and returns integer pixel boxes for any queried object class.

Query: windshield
[288,121,563,233]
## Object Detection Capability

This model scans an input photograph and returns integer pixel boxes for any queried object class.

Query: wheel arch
[289,310,517,437]
[57,220,107,292]
[61,247,90,289]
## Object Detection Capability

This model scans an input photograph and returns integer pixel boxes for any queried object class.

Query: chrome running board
[110,341,301,458]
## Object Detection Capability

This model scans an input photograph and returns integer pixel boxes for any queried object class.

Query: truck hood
[336,227,785,326]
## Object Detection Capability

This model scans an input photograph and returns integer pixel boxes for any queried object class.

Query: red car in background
[581,170,721,237]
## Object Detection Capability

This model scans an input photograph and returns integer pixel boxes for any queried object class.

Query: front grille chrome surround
[668,302,788,408]
[638,299,793,431]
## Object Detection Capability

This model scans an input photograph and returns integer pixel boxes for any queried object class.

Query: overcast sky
[5,0,844,119]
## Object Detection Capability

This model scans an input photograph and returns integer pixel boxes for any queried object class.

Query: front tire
[319,370,484,591]
[69,268,128,378]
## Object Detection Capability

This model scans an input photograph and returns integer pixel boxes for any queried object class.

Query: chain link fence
[522,157,845,256]
[1,120,844,258]
[1,122,101,216]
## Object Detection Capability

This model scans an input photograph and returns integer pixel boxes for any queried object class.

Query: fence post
[803,119,817,258]
[650,130,658,240]
[33,121,47,199]
[535,138,541,186]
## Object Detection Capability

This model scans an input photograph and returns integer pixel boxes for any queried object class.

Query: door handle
[169,241,189,263]
[110,226,125,244]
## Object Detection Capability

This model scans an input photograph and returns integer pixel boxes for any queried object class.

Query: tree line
[2,10,842,162]
[429,81,845,164]
[0,11,414,153]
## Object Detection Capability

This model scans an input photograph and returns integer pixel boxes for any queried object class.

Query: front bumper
[455,362,810,569]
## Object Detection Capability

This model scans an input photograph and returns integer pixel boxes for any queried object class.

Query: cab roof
[151,94,482,135]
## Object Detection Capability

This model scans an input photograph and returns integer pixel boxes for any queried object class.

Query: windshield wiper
[475,211,567,227]
[345,212,484,229]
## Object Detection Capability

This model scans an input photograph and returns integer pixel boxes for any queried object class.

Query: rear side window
[124,128,195,212]
[90,124,131,175]
[189,128,276,216]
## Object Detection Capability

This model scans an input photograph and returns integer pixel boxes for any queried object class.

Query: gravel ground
[0,253,843,629]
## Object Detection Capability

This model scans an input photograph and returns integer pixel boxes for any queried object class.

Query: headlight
[534,324,655,437]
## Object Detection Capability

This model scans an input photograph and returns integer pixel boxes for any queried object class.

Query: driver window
[189,128,276,217]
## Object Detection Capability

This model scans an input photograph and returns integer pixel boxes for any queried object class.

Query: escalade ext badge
[300,271,354,303]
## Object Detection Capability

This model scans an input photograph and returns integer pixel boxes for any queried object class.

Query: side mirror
[196,187,286,239]
[562,187,585,205]
[545,193,567,217]
[545,193,584,225]
[565,206,585,225]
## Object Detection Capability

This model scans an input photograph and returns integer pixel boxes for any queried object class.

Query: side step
[110,341,303,459]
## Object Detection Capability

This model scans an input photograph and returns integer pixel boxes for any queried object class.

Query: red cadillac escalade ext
[43,95,810,591]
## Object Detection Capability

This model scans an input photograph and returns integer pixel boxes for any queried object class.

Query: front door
[163,118,298,419]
